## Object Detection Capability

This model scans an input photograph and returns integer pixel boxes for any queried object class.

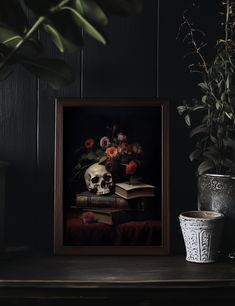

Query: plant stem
[0,0,72,70]
[0,16,45,70]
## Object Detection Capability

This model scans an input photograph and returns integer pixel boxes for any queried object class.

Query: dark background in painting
[63,105,162,208]
[0,0,220,254]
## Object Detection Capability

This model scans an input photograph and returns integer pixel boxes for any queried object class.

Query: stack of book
[75,182,158,226]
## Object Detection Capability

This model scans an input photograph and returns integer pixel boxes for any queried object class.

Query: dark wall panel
[0,67,37,248]
[83,0,158,98]
[37,34,82,252]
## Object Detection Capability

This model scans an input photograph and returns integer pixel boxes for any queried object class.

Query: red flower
[85,138,94,149]
[82,212,96,223]
[125,161,137,175]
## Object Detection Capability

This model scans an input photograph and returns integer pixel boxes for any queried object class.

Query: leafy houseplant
[0,0,142,89]
[177,0,235,256]
[177,0,235,176]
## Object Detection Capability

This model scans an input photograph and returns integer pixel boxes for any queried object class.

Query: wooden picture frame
[54,98,170,255]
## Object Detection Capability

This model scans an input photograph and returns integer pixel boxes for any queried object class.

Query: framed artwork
[54,98,170,255]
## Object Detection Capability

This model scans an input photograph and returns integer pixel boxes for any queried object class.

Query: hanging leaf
[184,114,191,126]
[198,82,209,92]
[189,124,208,138]
[75,0,109,26]
[198,160,215,175]
[177,105,186,115]
[43,24,65,52]
[59,6,106,45]
[0,27,23,48]
[189,149,201,162]
[43,11,84,53]
[19,56,75,89]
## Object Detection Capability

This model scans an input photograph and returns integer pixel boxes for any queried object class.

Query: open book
[115,182,156,199]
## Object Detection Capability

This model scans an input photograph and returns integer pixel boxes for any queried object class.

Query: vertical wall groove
[80,29,84,98]
[156,0,160,97]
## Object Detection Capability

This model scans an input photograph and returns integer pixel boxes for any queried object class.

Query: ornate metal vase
[179,211,224,263]
[198,174,235,257]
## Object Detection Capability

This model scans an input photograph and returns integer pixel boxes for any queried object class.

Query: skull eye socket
[103,173,112,182]
[91,176,99,184]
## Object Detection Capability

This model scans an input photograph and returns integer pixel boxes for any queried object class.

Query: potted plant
[177,0,235,256]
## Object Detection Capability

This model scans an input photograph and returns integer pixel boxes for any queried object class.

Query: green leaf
[184,114,191,126]
[43,22,83,53]
[75,0,108,26]
[192,105,205,111]
[202,95,207,103]
[43,24,65,52]
[198,82,209,92]
[98,155,108,164]
[189,149,201,162]
[19,57,75,89]
[198,160,215,175]
[0,27,22,47]
[45,10,84,53]
[0,1,28,34]
[216,101,221,110]
[177,105,186,115]
[190,124,208,138]
[60,6,106,45]
[86,151,97,160]
[225,112,234,120]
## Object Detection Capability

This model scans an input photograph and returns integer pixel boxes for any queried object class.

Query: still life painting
[54,98,170,254]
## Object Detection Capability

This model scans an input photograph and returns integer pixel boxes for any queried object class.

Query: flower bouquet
[74,125,144,185]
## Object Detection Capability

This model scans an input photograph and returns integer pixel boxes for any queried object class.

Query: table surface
[0,254,235,289]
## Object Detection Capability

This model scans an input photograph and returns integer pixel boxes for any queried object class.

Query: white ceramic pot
[179,210,224,263]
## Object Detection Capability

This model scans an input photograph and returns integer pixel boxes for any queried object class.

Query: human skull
[84,163,113,195]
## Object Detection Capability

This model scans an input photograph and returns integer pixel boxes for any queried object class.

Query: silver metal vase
[197,174,235,257]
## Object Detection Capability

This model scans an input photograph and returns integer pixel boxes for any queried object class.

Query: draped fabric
[65,212,161,246]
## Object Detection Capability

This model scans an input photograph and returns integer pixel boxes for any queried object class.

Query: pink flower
[125,161,138,175]
[118,142,129,154]
[132,143,143,155]
[100,136,111,149]
[82,212,96,223]
[85,138,95,149]
[117,132,127,142]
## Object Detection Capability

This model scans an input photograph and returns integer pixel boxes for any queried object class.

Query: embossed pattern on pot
[179,211,224,263]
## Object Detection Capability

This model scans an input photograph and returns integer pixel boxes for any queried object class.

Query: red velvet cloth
[65,211,161,246]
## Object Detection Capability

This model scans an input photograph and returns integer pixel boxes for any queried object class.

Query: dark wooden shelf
[0,255,234,305]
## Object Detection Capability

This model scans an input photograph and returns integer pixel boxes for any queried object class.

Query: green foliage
[0,0,143,88]
[177,0,235,175]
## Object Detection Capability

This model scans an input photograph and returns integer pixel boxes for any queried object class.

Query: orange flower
[106,146,118,158]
